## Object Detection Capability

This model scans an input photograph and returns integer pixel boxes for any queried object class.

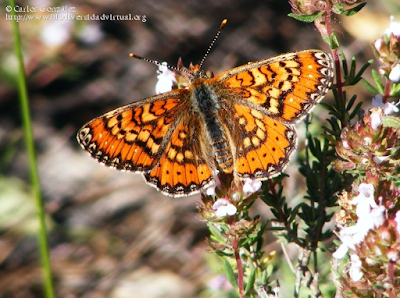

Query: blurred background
[0,0,398,297]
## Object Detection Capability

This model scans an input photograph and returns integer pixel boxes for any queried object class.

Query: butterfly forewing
[77,90,189,172]
[215,50,334,123]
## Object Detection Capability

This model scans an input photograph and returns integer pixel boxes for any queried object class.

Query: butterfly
[77,26,334,197]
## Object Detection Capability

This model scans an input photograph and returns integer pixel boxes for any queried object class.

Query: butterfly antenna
[129,53,191,75]
[198,19,228,69]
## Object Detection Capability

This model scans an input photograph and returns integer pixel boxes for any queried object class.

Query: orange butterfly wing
[77,89,215,197]
[217,103,296,179]
[216,50,333,122]
[144,114,215,197]
[213,50,334,179]
[77,90,189,172]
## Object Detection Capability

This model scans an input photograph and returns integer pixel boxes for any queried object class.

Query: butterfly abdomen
[191,82,233,173]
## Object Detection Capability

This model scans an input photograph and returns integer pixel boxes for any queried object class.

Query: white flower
[389,64,400,83]
[205,170,220,197]
[334,184,386,259]
[155,62,176,94]
[243,180,262,195]
[385,16,400,37]
[350,184,385,232]
[374,38,383,50]
[372,95,399,115]
[338,221,368,250]
[365,257,376,266]
[212,199,237,217]
[372,95,383,107]
[206,186,217,197]
[387,250,399,262]
[333,225,361,260]
[395,211,400,236]
[351,183,377,217]
[41,14,72,47]
[349,254,363,282]
[363,137,372,146]
[373,155,390,164]
[361,158,369,165]
[371,205,386,225]
[78,23,104,45]
[232,192,241,202]
[333,242,349,259]
[384,101,400,115]
[272,287,279,297]
[370,110,382,130]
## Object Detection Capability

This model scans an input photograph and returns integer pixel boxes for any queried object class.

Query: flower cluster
[198,171,262,222]
[333,174,400,296]
[289,0,328,16]
[332,107,400,180]
[197,171,272,296]
[289,0,367,46]
[332,78,400,294]
[372,17,400,82]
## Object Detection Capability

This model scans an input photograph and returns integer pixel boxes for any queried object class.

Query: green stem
[10,0,55,297]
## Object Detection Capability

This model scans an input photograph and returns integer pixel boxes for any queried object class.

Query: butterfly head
[189,63,213,80]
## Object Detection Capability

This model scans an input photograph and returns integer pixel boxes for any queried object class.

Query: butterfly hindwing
[218,102,296,179]
[144,114,215,197]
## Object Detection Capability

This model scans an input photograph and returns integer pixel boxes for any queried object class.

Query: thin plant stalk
[9,0,55,296]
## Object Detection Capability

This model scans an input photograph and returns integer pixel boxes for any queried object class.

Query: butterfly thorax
[190,79,234,174]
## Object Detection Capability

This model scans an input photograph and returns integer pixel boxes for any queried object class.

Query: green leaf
[244,266,256,294]
[329,33,340,49]
[346,94,357,111]
[361,78,379,94]
[325,106,342,119]
[288,11,324,23]
[339,50,348,76]
[341,2,367,16]
[256,223,267,251]
[391,82,400,96]
[372,69,384,93]
[260,264,274,285]
[354,59,374,82]
[268,226,285,231]
[322,124,335,135]
[222,258,238,289]
[321,34,330,46]
[349,102,363,120]
[382,116,400,129]
[288,203,303,223]
[349,56,356,82]
[215,249,234,257]
[208,223,226,242]
[332,4,344,13]
[320,102,336,114]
